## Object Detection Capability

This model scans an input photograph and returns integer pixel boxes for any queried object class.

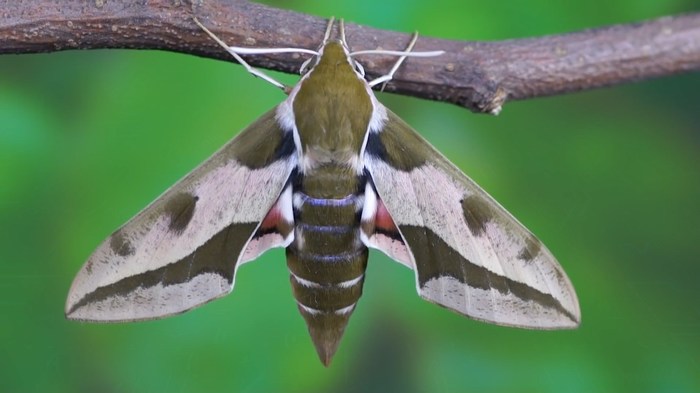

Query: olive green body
[285,42,373,365]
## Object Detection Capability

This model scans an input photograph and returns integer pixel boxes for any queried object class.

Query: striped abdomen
[286,167,367,365]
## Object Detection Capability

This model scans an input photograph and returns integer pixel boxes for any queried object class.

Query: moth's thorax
[293,42,373,172]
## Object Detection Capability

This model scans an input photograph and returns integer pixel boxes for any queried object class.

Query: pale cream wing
[364,109,580,329]
[66,108,296,322]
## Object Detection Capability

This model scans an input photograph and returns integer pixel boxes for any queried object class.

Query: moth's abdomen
[286,169,367,366]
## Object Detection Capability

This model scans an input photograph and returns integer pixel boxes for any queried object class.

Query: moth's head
[299,19,366,78]
[298,18,443,82]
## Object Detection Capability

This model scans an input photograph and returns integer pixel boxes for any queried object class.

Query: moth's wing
[66,108,297,322]
[363,109,580,329]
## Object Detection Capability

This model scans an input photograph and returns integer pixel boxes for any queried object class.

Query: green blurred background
[1,1,699,392]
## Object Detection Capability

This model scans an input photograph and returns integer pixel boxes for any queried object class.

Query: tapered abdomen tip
[308,322,346,367]
[298,304,356,366]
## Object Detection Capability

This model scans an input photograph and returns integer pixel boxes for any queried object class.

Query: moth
[66,17,580,366]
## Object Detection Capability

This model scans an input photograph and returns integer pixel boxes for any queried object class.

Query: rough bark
[1,0,698,113]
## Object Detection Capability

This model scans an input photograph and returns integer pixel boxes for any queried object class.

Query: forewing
[66,108,297,322]
[364,109,580,329]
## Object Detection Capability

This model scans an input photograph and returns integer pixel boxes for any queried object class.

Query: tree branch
[1,0,698,113]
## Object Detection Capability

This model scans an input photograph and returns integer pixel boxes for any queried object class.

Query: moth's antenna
[323,17,336,45]
[339,18,347,45]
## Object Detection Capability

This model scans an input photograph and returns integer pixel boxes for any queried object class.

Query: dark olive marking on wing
[252,226,281,237]
[364,132,388,161]
[399,225,577,323]
[365,111,430,171]
[229,108,296,169]
[67,222,257,316]
[371,227,404,242]
[110,229,135,257]
[518,232,542,261]
[461,194,495,236]
[164,192,199,234]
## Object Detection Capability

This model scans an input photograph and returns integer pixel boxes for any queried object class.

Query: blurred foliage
[1,1,699,392]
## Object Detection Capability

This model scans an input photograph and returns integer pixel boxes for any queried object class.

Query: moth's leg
[367,32,419,90]
[194,17,289,91]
